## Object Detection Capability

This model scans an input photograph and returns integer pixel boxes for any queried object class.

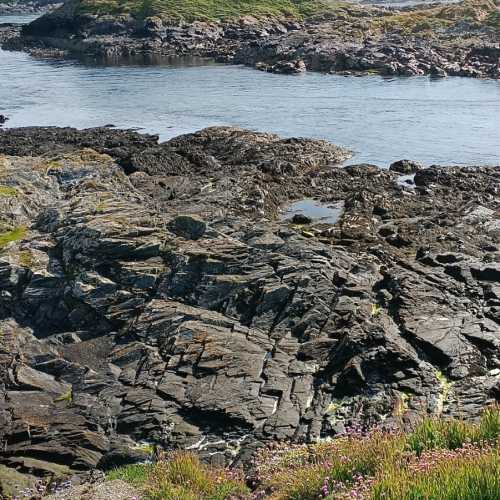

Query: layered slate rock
[0,126,498,491]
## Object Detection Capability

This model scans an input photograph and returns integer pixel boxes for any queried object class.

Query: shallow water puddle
[282,199,344,224]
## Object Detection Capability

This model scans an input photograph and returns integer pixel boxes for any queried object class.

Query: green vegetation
[107,462,152,485]
[258,430,407,499]
[54,389,73,405]
[78,0,336,21]
[0,186,17,198]
[107,453,249,499]
[486,8,500,27]
[372,10,452,35]
[108,406,500,499]
[406,405,499,455]
[0,226,27,250]
[435,369,452,414]
[372,449,500,500]
[372,0,499,34]
[18,250,34,268]
[137,442,156,456]
[74,0,500,29]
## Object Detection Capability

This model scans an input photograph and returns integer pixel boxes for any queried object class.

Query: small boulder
[389,159,423,174]
[273,59,306,74]
[430,65,448,78]
[292,213,312,225]
[168,215,207,240]
[15,365,71,394]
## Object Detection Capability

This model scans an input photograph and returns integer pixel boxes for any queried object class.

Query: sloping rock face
[0,126,498,490]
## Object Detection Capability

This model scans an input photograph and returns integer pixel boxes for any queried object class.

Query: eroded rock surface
[0,126,498,492]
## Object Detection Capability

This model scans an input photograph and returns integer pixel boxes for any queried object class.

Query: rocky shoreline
[0,125,498,495]
[1,0,499,77]
[0,0,58,16]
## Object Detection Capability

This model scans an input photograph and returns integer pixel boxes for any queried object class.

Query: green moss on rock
[0,185,18,197]
[0,226,27,249]
[18,250,34,268]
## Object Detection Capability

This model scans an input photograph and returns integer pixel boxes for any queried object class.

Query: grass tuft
[0,226,27,250]
[54,389,73,405]
[0,185,18,198]
[108,452,249,499]
[18,250,34,268]
[107,462,153,486]
[372,447,500,500]
[406,404,500,455]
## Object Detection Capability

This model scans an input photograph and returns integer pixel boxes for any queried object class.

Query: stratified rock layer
[0,126,498,492]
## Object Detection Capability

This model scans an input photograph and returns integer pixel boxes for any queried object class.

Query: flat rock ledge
[0,125,498,495]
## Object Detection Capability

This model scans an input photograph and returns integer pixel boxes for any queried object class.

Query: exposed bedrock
[0,125,498,491]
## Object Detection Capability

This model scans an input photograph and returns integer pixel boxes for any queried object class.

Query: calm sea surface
[1,14,499,166]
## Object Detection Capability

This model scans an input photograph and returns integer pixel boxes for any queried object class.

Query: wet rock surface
[0,125,498,492]
[3,0,499,78]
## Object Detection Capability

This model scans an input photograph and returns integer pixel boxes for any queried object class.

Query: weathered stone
[0,125,498,486]
[169,215,207,240]
[389,159,423,174]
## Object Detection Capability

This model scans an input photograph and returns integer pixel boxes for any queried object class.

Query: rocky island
[0,125,498,497]
[1,0,499,77]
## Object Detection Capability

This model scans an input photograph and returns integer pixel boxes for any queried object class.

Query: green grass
[407,405,500,455]
[486,9,500,28]
[254,405,500,499]
[108,453,249,499]
[107,462,153,486]
[107,407,500,499]
[74,0,500,33]
[0,226,26,250]
[54,389,73,405]
[372,449,500,500]
[0,186,17,198]
[78,0,337,21]
[258,431,406,499]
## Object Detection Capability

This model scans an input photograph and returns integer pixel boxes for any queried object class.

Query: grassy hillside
[76,0,335,21]
[75,0,500,31]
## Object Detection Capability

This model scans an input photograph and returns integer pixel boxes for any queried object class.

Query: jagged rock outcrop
[0,126,498,493]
